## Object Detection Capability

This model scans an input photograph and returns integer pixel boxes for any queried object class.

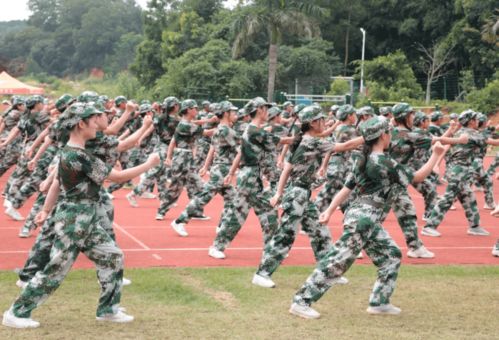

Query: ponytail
[289,122,310,156]
[358,137,379,173]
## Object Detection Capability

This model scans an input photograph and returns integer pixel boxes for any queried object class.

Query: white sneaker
[492,245,499,257]
[299,230,307,235]
[289,303,320,319]
[16,280,27,289]
[122,278,132,286]
[332,276,349,285]
[96,310,134,323]
[155,213,164,221]
[141,192,156,199]
[18,227,31,238]
[357,251,364,259]
[483,203,495,210]
[467,226,490,236]
[3,199,11,208]
[126,193,138,208]
[6,206,24,221]
[251,273,275,288]
[449,204,457,211]
[191,215,210,221]
[107,192,114,200]
[2,309,40,328]
[208,246,225,259]
[421,227,441,237]
[366,304,401,315]
[170,220,188,237]
[407,245,435,259]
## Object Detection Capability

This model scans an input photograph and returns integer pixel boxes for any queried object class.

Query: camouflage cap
[449,113,458,120]
[359,116,391,142]
[208,102,219,112]
[139,103,153,114]
[458,109,478,125]
[379,106,392,116]
[477,113,487,123]
[212,103,223,117]
[392,102,413,120]
[268,106,282,120]
[282,101,293,109]
[78,91,99,103]
[330,104,339,112]
[431,111,443,122]
[162,96,179,110]
[357,106,375,117]
[114,95,127,106]
[11,96,25,106]
[98,95,110,103]
[237,108,248,119]
[336,104,355,121]
[25,95,45,109]
[413,111,428,126]
[244,97,272,115]
[180,99,198,112]
[219,101,234,113]
[293,103,307,115]
[299,105,325,124]
[202,100,211,107]
[55,94,76,112]
[61,103,103,129]
[140,99,151,105]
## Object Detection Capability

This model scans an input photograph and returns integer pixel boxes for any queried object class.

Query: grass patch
[0,265,498,339]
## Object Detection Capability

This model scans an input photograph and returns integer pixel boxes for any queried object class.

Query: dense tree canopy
[0,0,496,109]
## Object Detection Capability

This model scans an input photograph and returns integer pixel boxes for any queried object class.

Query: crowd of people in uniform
[0,91,498,327]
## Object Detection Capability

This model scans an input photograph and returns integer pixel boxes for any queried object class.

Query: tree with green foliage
[231,0,324,101]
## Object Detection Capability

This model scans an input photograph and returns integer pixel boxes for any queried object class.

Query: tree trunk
[425,73,432,105]
[267,43,278,102]
[343,5,352,75]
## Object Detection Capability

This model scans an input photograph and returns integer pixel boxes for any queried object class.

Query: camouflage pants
[261,151,281,193]
[315,172,344,214]
[5,153,32,203]
[212,166,278,251]
[157,149,204,216]
[413,178,438,218]
[10,146,57,209]
[132,144,168,197]
[293,203,401,307]
[381,185,423,251]
[23,192,46,232]
[486,152,498,178]
[18,193,116,282]
[176,163,235,224]
[256,186,333,277]
[12,201,123,318]
[425,164,479,229]
[193,139,210,171]
[472,157,495,207]
[0,137,22,178]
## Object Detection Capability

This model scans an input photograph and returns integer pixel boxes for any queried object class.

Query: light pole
[360,27,366,95]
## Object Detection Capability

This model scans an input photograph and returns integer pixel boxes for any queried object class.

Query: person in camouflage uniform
[16,102,152,287]
[288,116,445,319]
[193,100,217,171]
[315,104,359,213]
[127,97,180,207]
[233,108,251,139]
[471,114,496,209]
[207,97,294,258]
[422,110,499,237]
[379,106,393,119]
[156,99,215,221]
[171,101,239,238]
[2,103,160,328]
[252,105,364,288]
[2,95,50,221]
[0,97,25,178]
[261,106,288,193]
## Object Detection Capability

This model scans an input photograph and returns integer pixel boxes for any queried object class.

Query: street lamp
[360,27,366,95]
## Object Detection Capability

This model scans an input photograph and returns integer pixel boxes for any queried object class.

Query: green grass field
[0,265,498,339]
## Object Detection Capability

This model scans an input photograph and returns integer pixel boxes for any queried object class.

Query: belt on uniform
[176,148,193,152]
[289,182,311,190]
[356,197,384,209]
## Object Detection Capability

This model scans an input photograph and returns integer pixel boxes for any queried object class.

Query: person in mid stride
[2,103,160,329]
[289,115,445,319]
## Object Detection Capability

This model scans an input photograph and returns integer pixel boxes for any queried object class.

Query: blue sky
[0,0,239,22]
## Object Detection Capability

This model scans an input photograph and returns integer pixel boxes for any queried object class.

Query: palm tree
[231,0,324,102]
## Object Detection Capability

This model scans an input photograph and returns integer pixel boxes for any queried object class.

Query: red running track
[0,157,498,270]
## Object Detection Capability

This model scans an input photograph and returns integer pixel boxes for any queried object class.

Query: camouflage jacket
[174,119,203,149]
[212,124,239,165]
[448,127,487,167]
[241,123,280,167]
[389,126,432,165]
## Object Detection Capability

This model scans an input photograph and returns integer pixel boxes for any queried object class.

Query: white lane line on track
[152,254,162,260]
[113,222,150,250]
[0,246,495,254]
